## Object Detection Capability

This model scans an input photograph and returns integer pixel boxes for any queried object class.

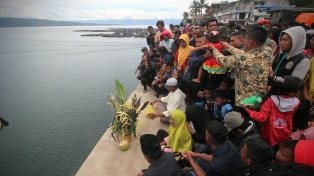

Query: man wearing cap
[141,47,149,57]
[138,134,180,176]
[224,111,260,151]
[148,78,186,124]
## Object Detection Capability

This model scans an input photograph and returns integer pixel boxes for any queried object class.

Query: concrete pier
[76,85,167,176]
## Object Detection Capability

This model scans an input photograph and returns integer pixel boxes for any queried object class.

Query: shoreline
[76,85,167,176]
[75,28,147,38]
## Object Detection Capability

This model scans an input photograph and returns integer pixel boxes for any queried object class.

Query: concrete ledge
[76,85,167,176]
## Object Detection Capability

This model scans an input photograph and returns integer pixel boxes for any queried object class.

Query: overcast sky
[0,0,233,20]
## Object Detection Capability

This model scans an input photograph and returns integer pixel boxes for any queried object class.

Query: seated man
[183,121,241,176]
[224,111,260,151]
[148,78,186,124]
[138,134,180,176]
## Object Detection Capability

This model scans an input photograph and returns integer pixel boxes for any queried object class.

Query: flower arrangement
[108,80,149,150]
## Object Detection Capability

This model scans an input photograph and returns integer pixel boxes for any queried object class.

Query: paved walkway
[76,85,168,176]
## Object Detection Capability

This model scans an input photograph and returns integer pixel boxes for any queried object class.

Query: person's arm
[212,47,237,69]
[162,93,185,117]
[183,152,206,176]
[154,32,160,48]
[146,36,149,47]
[181,55,189,71]
[303,79,311,101]
[160,93,170,104]
[192,45,210,52]
[291,58,310,80]
[194,152,213,161]
[227,45,245,55]
[174,49,179,67]
[245,98,272,122]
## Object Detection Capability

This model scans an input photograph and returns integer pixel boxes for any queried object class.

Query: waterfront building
[206,0,313,24]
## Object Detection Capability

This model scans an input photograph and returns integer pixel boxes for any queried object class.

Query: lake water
[0,26,145,176]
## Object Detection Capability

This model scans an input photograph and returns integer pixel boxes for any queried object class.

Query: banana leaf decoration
[108,80,150,142]
[132,94,137,107]
[115,80,125,104]
[135,97,141,109]
[140,101,149,111]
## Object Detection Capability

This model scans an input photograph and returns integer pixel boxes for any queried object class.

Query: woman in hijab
[158,109,192,153]
[174,34,194,74]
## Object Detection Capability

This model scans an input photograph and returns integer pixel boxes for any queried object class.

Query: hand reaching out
[220,42,230,49]
[207,44,216,51]
[182,151,193,162]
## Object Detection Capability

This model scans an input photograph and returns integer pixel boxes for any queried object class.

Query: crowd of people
[135,19,314,176]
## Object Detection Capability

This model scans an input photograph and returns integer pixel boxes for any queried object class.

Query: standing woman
[272,26,310,80]
[174,34,194,75]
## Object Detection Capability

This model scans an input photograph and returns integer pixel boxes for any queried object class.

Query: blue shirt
[213,103,233,120]
[199,141,241,176]
[144,152,180,176]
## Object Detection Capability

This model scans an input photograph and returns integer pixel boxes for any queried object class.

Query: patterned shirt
[213,46,272,105]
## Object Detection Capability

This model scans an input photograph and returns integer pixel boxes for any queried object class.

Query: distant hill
[0,17,182,28]
[76,19,182,26]
[0,17,98,28]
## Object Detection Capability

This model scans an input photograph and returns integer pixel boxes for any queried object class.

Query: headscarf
[167,110,192,153]
[160,30,171,38]
[177,34,194,67]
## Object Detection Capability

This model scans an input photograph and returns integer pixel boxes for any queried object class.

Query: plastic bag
[145,104,154,117]
[240,94,262,108]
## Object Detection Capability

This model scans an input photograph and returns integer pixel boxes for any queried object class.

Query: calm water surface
[0,26,144,176]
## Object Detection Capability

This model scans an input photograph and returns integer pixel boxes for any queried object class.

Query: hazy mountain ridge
[0,17,182,27]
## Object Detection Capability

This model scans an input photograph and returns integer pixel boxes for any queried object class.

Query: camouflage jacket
[213,46,272,105]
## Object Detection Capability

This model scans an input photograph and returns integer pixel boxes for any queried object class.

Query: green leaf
[140,101,149,111]
[132,94,137,107]
[135,97,141,109]
[115,80,125,104]
[115,95,123,104]
[107,96,117,109]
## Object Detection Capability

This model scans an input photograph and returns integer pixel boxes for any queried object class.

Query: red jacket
[246,95,300,146]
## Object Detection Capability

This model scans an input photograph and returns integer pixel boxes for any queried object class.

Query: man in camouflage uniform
[209,25,272,105]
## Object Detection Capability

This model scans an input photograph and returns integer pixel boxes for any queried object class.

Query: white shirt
[160,88,186,117]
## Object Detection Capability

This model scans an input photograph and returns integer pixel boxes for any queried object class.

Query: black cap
[141,47,148,52]
[140,134,161,155]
